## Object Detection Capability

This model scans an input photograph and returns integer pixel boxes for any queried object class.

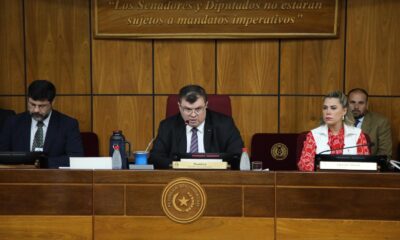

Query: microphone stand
[318,143,374,155]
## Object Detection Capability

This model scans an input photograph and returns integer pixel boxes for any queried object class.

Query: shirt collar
[186,121,205,134]
[32,111,52,127]
[358,116,365,123]
[328,127,344,137]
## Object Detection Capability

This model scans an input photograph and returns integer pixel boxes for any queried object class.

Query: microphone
[318,142,374,155]
[185,120,189,125]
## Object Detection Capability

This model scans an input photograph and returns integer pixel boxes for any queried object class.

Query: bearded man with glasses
[150,84,244,169]
[0,80,84,168]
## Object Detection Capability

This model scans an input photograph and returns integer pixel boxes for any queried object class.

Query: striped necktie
[32,121,44,151]
[189,128,198,153]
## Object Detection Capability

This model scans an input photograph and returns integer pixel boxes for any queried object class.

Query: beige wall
[1,0,399,158]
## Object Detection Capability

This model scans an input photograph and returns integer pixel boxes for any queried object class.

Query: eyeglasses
[180,106,206,115]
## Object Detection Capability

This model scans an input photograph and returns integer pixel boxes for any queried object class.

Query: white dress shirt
[30,111,52,151]
[354,116,365,128]
[186,121,205,153]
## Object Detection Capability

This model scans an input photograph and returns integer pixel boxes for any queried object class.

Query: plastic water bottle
[240,147,251,171]
[112,144,122,170]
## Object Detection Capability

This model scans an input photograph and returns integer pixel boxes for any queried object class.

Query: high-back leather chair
[296,131,309,163]
[80,132,99,157]
[166,94,232,118]
[251,133,299,170]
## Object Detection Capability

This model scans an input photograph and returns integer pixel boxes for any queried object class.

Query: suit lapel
[175,117,187,153]
[21,113,32,152]
[361,112,372,133]
[204,112,213,152]
[44,111,58,152]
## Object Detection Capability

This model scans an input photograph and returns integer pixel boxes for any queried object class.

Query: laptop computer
[0,152,48,168]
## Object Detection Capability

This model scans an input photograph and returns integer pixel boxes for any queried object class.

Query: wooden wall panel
[217,40,278,94]
[280,0,345,95]
[0,216,92,240]
[231,97,278,149]
[92,40,152,94]
[0,97,26,114]
[154,96,168,136]
[95,216,274,240]
[0,0,24,95]
[346,0,400,95]
[53,96,91,131]
[93,96,153,156]
[277,218,400,240]
[154,40,215,94]
[280,97,322,133]
[280,38,344,94]
[25,0,90,94]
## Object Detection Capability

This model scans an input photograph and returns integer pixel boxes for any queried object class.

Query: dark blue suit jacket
[0,110,84,168]
[0,109,15,130]
[150,110,244,169]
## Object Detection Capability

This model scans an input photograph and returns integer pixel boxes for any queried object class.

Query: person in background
[348,88,392,159]
[298,91,370,171]
[0,108,15,130]
[0,80,84,168]
[150,84,244,169]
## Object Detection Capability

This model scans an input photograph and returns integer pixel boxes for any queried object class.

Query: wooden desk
[276,172,400,240]
[0,170,399,240]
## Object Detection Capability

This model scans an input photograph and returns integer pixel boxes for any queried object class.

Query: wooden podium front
[93,170,275,239]
[0,170,399,240]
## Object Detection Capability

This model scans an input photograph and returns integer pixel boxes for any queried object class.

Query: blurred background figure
[348,88,392,159]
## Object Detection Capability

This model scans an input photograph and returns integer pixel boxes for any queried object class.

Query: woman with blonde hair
[298,91,370,171]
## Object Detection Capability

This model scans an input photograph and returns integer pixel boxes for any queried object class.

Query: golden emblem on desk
[271,143,288,161]
[161,177,207,224]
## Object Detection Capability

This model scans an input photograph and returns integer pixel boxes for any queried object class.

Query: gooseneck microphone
[318,142,375,155]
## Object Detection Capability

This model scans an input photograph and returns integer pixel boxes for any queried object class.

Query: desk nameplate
[172,160,228,169]
[319,161,378,171]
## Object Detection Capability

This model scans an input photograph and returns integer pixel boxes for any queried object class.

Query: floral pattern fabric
[298,128,370,171]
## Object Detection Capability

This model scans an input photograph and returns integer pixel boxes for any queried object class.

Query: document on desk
[69,157,112,169]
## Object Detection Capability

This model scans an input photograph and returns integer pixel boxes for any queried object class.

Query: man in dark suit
[348,88,392,159]
[0,108,15,130]
[0,80,84,168]
[150,85,244,169]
